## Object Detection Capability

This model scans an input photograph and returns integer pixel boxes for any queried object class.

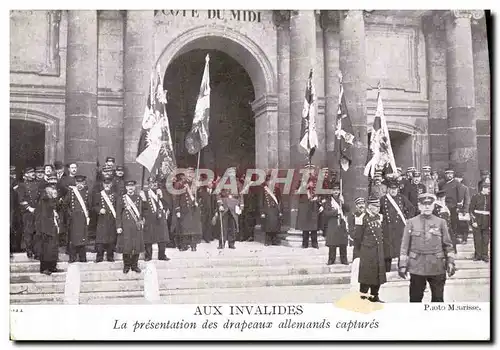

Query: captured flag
[334,81,355,171]
[186,54,211,155]
[363,88,397,177]
[136,65,176,175]
[299,69,319,160]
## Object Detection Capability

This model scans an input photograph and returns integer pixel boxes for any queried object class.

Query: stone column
[472,13,490,174]
[339,10,368,203]
[320,10,341,171]
[123,10,154,182]
[423,13,449,171]
[445,10,480,190]
[65,10,98,183]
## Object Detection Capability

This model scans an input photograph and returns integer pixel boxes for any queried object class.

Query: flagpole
[194,150,201,201]
[338,72,344,204]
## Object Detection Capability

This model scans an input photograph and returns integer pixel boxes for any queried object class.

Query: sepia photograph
[8,7,492,341]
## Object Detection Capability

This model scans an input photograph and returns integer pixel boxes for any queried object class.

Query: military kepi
[125,180,137,186]
[367,196,380,206]
[418,193,436,205]
[75,175,87,183]
[354,197,365,205]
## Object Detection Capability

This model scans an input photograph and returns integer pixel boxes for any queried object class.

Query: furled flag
[299,69,319,161]
[136,65,176,176]
[334,77,355,171]
[363,86,397,178]
[186,54,211,155]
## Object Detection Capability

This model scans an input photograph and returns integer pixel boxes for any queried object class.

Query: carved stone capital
[452,9,484,20]
[272,10,290,29]
[319,10,339,31]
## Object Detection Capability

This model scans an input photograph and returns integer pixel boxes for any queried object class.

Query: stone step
[10,277,490,305]
[10,268,489,295]
[10,259,489,284]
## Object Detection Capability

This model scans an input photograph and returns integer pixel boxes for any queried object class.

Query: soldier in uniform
[116,180,146,273]
[441,168,460,241]
[469,182,491,262]
[477,169,490,191]
[380,180,415,272]
[174,168,202,251]
[143,176,171,261]
[433,190,456,253]
[93,178,117,262]
[399,166,415,194]
[64,175,90,263]
[198,173,214,243]
[18,167,39,259]
[421,166,438,195]
[354,197,386,303]
[35,166,45,182]
[323,182,349,265]
[10,166,22,255]
[214,167,243,249]
[398,193,456,302]
[259,174,282,246]
[348,197,366,260]
[403,171,427,211]
[114,165,126,195]
[371,171,387,199]
[296,165,320,249]
[317,167,330,236]
[35,183,63,275]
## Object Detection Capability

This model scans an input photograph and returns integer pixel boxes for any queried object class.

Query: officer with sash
[469,181,491,262]
[18,167,39,259]
[64,175,90,263]
[93,178,117,262]
[398,193,456,302]
[143,176,171,261]
[116,180,146,273]
[380,180,415,272]
[260,174,282,246]
[296,164,320,249]
[323,182,350,265]
[355,196,386,303]
[214,167,242,249]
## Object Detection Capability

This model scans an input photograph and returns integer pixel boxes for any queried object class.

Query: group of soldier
[299,165,490,303]
[10,157,490,303]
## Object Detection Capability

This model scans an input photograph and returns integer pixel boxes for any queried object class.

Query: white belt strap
[101,190,116,219]
[386,193,407,225]
[70,186,89,225]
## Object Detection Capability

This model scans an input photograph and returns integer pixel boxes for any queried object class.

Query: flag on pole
[363,86,397,178]
[299,69,319,161]
[136,65,176,175]
[186,54,211,155]
[334,78,355,171]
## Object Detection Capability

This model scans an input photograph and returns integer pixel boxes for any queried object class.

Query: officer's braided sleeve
[441,217,455,265]
[399,219,412,270]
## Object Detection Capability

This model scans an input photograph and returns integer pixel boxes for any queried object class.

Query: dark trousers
[384,258,393,272]
[473,228,490,260]
[328,245,347,263]
[409,274,446,302]
[96,243,114,262]
[360,283,381,297]
[123,254,139,269]
[449,206,458,236]
[179,236,198,250]
[457,220,469,242]
[145,243,167,260]
[265,232,278,245]
[302,230,318,248]
[69,244,87,262]
[39,261,57,273]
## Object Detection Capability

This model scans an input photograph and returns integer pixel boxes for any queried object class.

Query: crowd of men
[10,157,490,302]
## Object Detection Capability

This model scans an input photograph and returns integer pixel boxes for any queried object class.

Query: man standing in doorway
[18,167,39,259]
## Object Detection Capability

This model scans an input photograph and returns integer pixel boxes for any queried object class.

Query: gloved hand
[398,268,407,279]
[447,263,456,277]
[99,208,106,215]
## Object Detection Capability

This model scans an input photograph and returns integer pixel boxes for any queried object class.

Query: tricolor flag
[334,80,355,171]
[136,65,176,175]
[363,87,397,177]
[299,69,319,161]
[186,54,211,155]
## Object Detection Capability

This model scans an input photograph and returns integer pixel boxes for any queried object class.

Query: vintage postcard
[8,8,491,341]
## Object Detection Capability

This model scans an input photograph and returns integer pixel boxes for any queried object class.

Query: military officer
[198,173,215,243]
[323,182,350,265]
[403,171,427,211]
[371,171,387,199]
[477,169,490,191]
[296,165,320,249]
[64,175,90,263]
[10,166,22,254]
[116,180,146,273]
[433,190,456,253]
[469,182,491,262]
[380,180,415,272]
[354,196,386,303]
[143,176,171,261]
[18,167,39,259]
[175,168,202,251]
[92,178,117,262]
[317,167,330,235]
[113,165,126,195]
[454,171,471,244]
[260,174,282,246]
[421,166,438,195]
[35,166,45,182]
[400,166,415,194]
[348,197,366,260]
[441,168,460,238]
[398,193,456,302]
[35,183,63,275]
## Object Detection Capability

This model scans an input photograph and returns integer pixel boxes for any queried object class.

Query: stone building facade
[10,10,490,204]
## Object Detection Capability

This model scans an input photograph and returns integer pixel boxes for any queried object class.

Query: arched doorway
[164,49,255,175]
[367,130,414,170]
[10,119,45,177]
